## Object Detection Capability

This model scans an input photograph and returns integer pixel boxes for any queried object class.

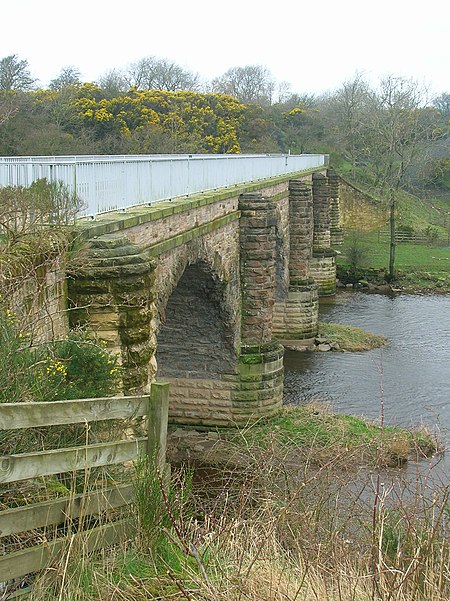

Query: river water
[283,292,450,480]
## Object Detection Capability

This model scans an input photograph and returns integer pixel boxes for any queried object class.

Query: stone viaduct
[68,167,343,427]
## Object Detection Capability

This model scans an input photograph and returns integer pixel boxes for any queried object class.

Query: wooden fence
[377,229,449,245]
[0,383,169,589]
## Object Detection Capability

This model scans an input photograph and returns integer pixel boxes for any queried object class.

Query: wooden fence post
[147,382,169,472]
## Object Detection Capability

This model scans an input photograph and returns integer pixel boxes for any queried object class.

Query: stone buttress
[67,234,157,394]
[273,180,319,342]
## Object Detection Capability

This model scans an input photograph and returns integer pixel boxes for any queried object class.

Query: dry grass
[25,432,449,601]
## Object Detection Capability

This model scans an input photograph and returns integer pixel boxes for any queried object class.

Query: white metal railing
[0,154,329,217]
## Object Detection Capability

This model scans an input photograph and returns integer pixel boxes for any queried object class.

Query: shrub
[0,307,37,403]
[37,330,121,401]
[0,309,121,403]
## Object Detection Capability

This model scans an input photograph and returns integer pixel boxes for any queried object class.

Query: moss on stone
[240,353,263,365]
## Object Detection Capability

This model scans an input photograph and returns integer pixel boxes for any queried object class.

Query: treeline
[0,54,449,191]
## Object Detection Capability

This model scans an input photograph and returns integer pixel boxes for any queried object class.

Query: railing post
[147,382,169,472]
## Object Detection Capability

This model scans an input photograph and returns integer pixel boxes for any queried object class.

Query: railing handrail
[0,152,324,164]
[0,153,329,217]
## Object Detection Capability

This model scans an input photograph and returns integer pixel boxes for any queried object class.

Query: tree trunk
[388,189,396,280]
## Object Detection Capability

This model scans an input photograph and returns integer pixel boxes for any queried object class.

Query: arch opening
[156,261,236,380]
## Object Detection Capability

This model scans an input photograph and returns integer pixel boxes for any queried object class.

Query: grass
[396,189,449,238]
[337,230,450,292]
[317,321,387,351]
[222,405,437,469]
[337,175,450,291]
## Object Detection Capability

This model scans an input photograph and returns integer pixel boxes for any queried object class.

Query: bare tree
[0,179,85,246]
[0,54,36,91]
[212,65,275,105]
[97,68,129,97]
[49,66,82,90]
[127,56,200,91]
[325,72,370,178]
[274,80,292,104]
[0,94,17,125]
[365,76,433,279]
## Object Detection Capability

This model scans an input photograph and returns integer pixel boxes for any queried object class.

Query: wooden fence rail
[377,229,449,245]
[0,382,169,586]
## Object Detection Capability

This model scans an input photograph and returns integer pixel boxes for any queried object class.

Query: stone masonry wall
[340,179,386,230]
[1,237,69,343]
[156,262,236,380]
[10,257,68,343]
[152,221,240,325]
[121,196,239,249]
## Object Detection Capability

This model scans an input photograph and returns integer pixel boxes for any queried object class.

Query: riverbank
[30,408,446,601]
[168,404,437,470]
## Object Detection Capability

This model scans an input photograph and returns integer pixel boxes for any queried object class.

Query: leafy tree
[70,88,247,153]
[212,65,275,105]
[0,54,35,91]
[0,88,94,156]
[49,66,82,90]
[432,92,450,119]
[237,103,280,153]
[280,103,324,154]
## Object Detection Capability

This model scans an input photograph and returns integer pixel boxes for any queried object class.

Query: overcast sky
[2,0,449,97]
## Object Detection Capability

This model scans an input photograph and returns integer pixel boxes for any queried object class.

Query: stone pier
[310,172,337,296]
[273,180,318,342]
[236,192,284,419]
[327,168,344,246]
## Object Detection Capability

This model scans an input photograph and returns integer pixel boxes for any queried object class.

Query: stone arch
[156,260,237,381]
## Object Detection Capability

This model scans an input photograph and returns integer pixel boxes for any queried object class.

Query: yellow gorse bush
[68,88,248,153]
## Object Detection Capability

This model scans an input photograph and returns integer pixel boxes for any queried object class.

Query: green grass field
[337,231,450,291]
